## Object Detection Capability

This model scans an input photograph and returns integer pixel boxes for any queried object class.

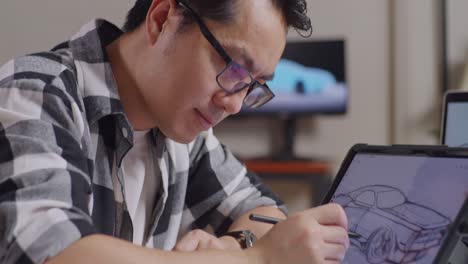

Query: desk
[244,159,333,207]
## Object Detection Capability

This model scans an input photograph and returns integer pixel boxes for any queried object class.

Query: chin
[159,114,205,144]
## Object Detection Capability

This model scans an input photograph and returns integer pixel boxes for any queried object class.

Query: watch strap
[223,230,257,249]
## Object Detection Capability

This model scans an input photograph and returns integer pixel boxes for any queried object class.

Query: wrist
[244,246,267,264]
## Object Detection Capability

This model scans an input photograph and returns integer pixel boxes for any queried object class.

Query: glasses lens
[217,62,253,93]
[243,84,274,108]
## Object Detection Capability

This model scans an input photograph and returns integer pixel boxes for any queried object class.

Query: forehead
[208,0,287,76]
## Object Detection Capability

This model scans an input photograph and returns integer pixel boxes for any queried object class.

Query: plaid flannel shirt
[0,19,286,264]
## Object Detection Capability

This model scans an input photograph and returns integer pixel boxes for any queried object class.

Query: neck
[106,28,157,131]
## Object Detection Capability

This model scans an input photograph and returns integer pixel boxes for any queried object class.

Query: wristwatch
[223,230,257,249]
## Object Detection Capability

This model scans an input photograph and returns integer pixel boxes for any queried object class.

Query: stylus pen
[249,214,361,239]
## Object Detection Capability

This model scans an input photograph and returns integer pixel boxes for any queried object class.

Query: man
[0,0,349,263]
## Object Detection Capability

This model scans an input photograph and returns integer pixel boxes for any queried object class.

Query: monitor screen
[239,40,347,115]
[330,153,468,264]
[445,101,468,147]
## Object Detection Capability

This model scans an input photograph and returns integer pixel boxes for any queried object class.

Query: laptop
[321,144,468,264]
[441,91,468,147]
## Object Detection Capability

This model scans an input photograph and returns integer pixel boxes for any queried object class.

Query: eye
[225,63,249,80]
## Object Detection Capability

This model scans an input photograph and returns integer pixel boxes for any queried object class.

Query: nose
[213,89,247,115]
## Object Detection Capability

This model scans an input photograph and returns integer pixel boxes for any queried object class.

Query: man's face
[136,0,287,143]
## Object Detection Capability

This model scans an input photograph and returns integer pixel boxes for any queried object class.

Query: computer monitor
[235,40,347,160]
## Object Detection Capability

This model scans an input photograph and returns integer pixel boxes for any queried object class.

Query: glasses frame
[176,0,275,108]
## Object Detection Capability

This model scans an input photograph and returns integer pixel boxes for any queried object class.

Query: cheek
[171,75,209,106]
[178,67,220,105]
[145,34,223,112]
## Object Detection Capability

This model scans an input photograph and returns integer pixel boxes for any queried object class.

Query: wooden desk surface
[244,160,330,174]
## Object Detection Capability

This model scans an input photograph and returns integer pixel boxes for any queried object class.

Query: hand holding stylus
[245,204,350,264]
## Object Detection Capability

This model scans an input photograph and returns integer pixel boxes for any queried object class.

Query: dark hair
[123,0,312,37]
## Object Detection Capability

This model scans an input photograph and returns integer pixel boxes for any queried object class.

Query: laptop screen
[445,101,468,147]
[329,153,468,264]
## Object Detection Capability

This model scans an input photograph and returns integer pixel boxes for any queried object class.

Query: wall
[446,0,468,90]
[0,0,132,64]
[392,0,441,145]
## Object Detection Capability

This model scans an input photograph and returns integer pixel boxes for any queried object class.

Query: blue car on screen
[267,59,338,94]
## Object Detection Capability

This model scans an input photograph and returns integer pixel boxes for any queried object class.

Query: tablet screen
[445,101,468,147]
[329,153,468,264]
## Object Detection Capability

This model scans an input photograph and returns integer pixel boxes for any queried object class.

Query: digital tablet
[322,144,468,264]
[441,91,468,147]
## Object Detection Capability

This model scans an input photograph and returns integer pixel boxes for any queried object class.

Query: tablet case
[321,144,468,263]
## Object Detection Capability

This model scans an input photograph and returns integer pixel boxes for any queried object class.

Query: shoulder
[0,45,83,109]
[0,45,86,133]
[0,42,78,88]
[2,43,75,78]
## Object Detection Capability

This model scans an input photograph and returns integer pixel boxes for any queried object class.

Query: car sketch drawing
[332,185,451,263]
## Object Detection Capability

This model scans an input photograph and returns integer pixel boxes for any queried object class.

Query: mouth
[195,109,215,130]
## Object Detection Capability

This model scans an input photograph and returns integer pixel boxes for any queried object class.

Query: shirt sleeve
[187,129,287,236]
[0,57,96,264]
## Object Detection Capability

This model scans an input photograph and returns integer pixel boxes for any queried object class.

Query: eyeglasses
[176,0,275,109]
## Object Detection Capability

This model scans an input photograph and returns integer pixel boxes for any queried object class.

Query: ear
[145,0,178,45]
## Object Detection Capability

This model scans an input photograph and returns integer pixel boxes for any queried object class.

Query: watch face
[225,230,257,249]
[243,230,257,248]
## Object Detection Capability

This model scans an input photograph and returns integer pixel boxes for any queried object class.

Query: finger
[321,226,350,249]
[174,234,200,252]
[306,204,348,229]
[323,242,347,262]
[175,230,209,252]
[196,237,226,250]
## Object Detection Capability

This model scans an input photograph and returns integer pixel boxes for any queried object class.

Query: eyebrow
[225,44,275,81]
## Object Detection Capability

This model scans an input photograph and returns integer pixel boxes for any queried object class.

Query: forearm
[228,207,286,238]
[47,234,262,264]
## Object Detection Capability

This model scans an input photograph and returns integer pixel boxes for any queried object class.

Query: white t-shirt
[121,130,160,245]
